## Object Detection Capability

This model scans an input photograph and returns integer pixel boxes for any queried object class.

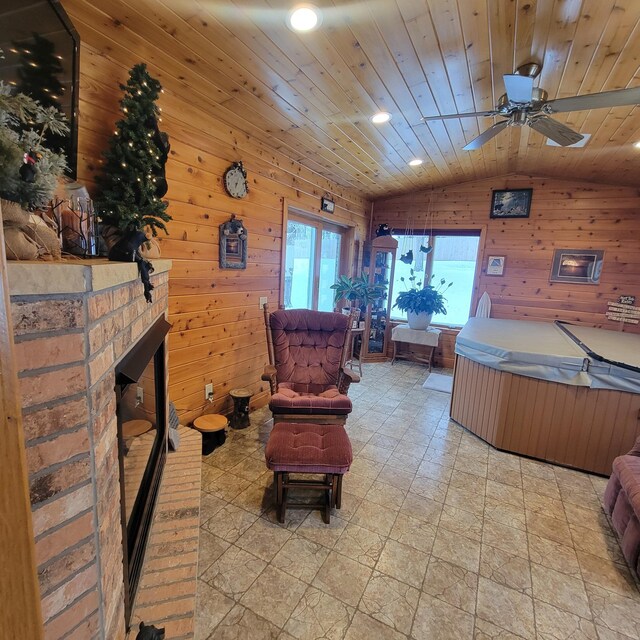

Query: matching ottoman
[265,422,353,524]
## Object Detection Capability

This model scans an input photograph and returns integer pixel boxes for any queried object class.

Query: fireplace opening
[115,315,171,628]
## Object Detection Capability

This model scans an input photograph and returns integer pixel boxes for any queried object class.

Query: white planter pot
[407,311,432,330]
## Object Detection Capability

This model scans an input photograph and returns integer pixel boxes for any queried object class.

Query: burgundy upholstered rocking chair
[262,305,360,425]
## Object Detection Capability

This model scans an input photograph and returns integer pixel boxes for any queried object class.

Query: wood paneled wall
[62,1,369,421]
[374,174,640,363]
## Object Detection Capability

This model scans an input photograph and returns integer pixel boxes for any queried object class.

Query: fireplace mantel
[9,257,171,639]
[7,258,172,296]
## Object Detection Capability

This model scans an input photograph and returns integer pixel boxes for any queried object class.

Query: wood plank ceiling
[112,0,640,198]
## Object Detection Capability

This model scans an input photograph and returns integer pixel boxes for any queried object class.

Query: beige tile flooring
[195,362,640,640]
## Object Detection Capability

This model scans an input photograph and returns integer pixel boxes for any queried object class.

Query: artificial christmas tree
[95,63,171,240]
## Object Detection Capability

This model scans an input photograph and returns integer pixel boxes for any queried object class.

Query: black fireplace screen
[115,315,171,628]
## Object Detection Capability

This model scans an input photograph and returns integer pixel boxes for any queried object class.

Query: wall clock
[223,161,249,199]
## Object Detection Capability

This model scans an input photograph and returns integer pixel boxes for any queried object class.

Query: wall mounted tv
[0,0,79,178]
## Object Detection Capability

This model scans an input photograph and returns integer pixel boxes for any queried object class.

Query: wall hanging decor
[490,188,532,218]
[219,214,247,269]
[486,256,505,276]
[550,248,604,284]
[320,195,335,213]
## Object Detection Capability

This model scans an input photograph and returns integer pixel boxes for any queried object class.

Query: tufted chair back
[267,308,350,395]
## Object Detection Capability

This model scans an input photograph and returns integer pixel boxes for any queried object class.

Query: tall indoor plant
[394,272,452,330]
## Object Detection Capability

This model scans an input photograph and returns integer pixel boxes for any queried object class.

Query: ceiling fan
[421,63,640,150]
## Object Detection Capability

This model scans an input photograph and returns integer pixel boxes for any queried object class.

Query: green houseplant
[394,272,452,330]
[331,273,386,310]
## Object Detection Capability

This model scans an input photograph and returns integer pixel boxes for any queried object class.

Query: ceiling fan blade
[422,110,500,121]
[503,74,534,103]
[462,120,510,150]
[545,86,640,113]
[528,116,584,146]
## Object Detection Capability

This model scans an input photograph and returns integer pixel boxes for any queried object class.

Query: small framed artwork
[486,256,505,276]
[490,188,532,219]
[550,249,604,285]
[219,214,248,269]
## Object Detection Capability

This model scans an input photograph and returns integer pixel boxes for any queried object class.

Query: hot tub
[450,318,640,474]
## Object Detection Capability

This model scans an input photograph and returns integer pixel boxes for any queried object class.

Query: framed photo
[490,188,532,219]
[550,249,604,285]
[486,256,505,276]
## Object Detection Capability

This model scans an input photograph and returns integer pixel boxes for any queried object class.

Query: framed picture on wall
[490,188,532,218]
[550,249,604,285]
[486,256,505,276]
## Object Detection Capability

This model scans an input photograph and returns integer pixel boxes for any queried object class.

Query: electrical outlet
[259,296,268,309]
[205,383,213,401]
[136,386,144,405]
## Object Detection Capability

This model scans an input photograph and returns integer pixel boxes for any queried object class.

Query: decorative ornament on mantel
[0,81,68,260]
[94,63,172,302]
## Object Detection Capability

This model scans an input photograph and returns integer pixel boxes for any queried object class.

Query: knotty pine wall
[62,1,369,421]
[375,174,640,366]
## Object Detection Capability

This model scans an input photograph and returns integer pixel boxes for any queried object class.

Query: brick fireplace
[8,259,170,639]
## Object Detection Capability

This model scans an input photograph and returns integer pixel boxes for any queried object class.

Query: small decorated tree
[95,63,171,238]
[0,81,68,208]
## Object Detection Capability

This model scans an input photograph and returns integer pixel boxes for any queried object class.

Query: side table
[391,325,441,370]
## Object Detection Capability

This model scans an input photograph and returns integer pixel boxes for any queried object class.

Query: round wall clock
[223,161,249,199]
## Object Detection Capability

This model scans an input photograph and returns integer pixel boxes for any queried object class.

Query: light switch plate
[259,296,268,309]
[205,383,213,401]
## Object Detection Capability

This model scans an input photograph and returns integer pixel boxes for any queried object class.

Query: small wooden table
[229,388,253,429]
[391,325,441,370]
[193,414,228,455]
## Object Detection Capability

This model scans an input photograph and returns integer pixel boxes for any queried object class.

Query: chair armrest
[629,435,640,456]
[262,365,277,394]
[338,367,360,394]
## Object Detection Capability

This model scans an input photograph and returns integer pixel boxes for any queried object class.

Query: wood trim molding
[0,204,44,637]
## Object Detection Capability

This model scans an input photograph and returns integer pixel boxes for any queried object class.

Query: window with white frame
[391,232,481,326]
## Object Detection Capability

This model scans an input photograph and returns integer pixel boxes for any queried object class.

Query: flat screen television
[0,0,79,178]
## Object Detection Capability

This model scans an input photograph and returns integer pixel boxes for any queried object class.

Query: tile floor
[195,362,640,640]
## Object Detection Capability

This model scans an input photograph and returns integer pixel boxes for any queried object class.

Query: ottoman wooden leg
[276,472,283,506]
[336,474,343,509]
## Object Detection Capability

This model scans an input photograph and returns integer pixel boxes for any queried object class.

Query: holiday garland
[95,63,171,236]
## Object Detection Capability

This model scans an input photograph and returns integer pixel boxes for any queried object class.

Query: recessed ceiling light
[370,111,391,124]
[634,141,640,149]
[288,4,321,32]
[409,158,423,166]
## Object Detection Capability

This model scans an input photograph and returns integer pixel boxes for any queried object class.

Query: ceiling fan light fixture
[371,111,392,124]
[634,141,640,149]
[409,158,423,166]
[288,4,321,31]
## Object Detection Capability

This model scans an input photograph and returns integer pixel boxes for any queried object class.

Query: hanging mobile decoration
[399,208,413,264]
[420,190,434,254]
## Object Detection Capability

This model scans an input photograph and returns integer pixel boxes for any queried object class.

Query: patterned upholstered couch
[604,436,640,576]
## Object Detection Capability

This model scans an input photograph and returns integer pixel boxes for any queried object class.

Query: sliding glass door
[284,218,344,311]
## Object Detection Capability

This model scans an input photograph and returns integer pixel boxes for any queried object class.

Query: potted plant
[394,271,453,330]
[331,273,386,311]
[0,81,68,259]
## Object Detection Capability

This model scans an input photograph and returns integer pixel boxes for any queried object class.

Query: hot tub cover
[455,318,640,393]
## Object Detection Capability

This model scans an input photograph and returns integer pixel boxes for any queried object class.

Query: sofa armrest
[338,368,360,395]
[262,365,277,395]
[629,435,640,456]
